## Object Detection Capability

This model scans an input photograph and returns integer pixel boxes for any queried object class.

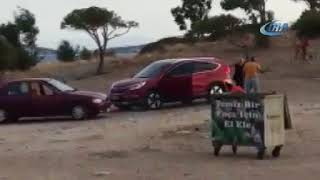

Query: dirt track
[1,74,320,179]
[2,39,320,179]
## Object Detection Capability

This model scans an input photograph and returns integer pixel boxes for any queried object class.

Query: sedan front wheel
[71,105,88,120]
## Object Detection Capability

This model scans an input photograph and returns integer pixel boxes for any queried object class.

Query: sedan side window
[7,82,30,96]
[41,83,55,96]
[30,82,42,96]
[168,63,194,77]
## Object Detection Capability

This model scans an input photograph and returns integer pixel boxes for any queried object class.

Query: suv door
[159,62,194,101]
[192,62,218,97]
[4,82,32,117]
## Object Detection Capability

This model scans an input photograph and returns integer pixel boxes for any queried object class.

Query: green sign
[211,95,265,147]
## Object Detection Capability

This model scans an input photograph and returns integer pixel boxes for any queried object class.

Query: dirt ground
[1,40,320,179]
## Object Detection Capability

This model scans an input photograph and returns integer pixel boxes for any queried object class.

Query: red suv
[108,57,233,110]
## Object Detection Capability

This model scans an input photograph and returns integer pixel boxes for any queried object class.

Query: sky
[0,0,307,49]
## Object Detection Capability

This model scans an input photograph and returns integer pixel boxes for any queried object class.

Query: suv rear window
[168,63,194,76]
[193,62,218,73]
[134,61,172,78]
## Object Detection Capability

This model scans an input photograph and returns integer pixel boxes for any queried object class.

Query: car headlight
[129,81,146,90]
[92,98,103,104]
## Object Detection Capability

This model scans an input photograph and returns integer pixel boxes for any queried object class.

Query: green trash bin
[210,93,287,159]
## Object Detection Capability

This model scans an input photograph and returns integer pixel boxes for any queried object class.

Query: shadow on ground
[110,99,210,113]
[0,115,108,126]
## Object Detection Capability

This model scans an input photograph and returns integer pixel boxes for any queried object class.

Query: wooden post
[284,94,292,130]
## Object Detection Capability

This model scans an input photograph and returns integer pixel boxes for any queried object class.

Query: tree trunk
[96,50,105,75]
[259,2,266,24]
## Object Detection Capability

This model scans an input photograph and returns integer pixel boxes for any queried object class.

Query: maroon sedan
[0,78,109,123]
[108,57,233,110]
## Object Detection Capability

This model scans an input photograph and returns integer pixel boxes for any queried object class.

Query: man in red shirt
[301,37,309,62]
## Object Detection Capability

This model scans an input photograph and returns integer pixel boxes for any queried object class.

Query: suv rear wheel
[209,84,225,96]
[207,84,226,103]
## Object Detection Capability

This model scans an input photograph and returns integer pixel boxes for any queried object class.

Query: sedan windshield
[134,61,172,78]
[48,79,75,92]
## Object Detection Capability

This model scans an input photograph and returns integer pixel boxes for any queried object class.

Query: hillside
[5,34,320,93]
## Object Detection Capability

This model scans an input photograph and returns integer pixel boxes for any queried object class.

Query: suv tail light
[223,65,231,79]
[223,65,231,74]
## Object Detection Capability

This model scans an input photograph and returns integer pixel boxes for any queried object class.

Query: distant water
[38,53,58,64]
[115,52,137,58]
[36,52,137,65]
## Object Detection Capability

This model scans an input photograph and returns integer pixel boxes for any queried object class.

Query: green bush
[292,10,320,38]
[0,36,37,71]
[0,36,15,71]
[15,48,37,70]
[57,40,76,62]
[80,47,92,60]
[139,37,196,54]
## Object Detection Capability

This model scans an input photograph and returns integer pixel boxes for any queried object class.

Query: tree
[292,10,320,37]
[171,0,212,37]
[191,14,243,39]
[220,0,272,24]
[220,0,274,48]
[14,7,39,55]
[61,6,138,74]
[0,7,38,72]
[80,47,92,60]
[292,0,320,11]
[57,40,76,62]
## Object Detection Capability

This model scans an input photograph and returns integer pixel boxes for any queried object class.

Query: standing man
[233,58,245,88]
[294,38,301,62]
[243,56,262,93]
[301,36,310,62]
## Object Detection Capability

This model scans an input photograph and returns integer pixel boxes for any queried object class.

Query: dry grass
[4,56,133,81]
[1,38,247,82]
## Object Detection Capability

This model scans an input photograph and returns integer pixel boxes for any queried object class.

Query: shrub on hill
[139,37,198,55]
